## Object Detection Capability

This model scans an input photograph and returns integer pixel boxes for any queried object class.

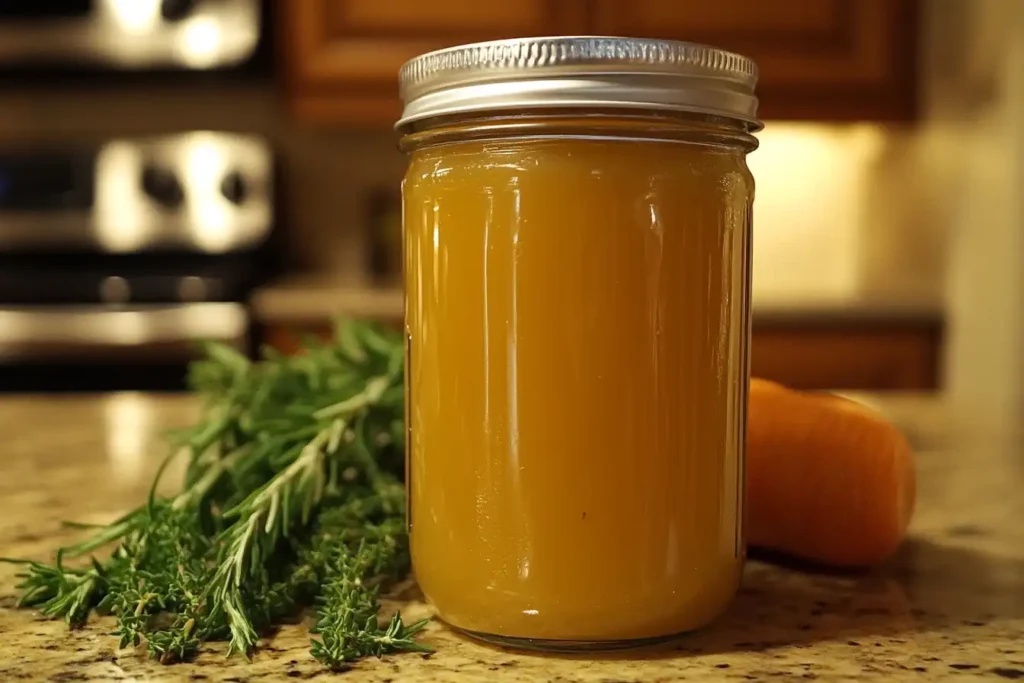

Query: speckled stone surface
[1,394,1022,682]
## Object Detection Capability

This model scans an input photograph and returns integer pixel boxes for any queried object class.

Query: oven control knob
[161,0,198,21]
[220,171,249,205]
[141,165,184,210]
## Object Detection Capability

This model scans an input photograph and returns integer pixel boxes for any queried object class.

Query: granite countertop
[250,275,945,327]
[2,394,1022,682]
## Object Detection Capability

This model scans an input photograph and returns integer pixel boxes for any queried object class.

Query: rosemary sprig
[2,320,429,670]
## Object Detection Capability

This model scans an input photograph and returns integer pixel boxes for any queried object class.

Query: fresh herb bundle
[2,320,430,670]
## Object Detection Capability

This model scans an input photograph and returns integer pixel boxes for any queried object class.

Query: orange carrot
[746,378,916,569]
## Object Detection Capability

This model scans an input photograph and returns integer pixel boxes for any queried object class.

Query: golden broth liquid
[404,129,753,642]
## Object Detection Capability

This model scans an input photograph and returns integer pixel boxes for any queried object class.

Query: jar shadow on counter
[432,538,1024,662]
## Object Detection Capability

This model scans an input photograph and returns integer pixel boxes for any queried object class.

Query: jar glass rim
[398,110,760,155]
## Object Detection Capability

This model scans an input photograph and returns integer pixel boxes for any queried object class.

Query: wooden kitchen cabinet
[590,0,919,121]
[279,0,919,126]
[279,0,587,124]
[751,322,942,391]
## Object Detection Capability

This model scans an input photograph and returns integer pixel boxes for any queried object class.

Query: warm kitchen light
[748,122,885,303]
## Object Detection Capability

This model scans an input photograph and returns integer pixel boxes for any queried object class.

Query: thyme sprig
[2,320,428,669]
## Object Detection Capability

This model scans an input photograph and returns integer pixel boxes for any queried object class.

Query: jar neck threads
[399,111,759,154]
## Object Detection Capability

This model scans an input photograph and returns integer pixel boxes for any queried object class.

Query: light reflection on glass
[0,303,248,357]
[185,135,224,189]
[182,133,233,252]
[431,204,441,298]
[106,311,149,344]
[94,142,151,252]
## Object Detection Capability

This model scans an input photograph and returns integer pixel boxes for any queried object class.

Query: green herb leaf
[4,320,428,668]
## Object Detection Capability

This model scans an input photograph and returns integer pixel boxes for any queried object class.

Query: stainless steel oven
[0,131,276,392]
[0,0,262,71]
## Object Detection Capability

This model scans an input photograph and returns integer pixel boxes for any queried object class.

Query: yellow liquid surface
[404,133,753,642]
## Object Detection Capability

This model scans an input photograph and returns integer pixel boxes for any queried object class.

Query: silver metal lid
[397,36,760,130]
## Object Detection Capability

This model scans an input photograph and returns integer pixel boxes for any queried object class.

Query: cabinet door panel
[591,0,917,120]
[326,0,556,36]
[283,0,586,123]
[606,0,840,37]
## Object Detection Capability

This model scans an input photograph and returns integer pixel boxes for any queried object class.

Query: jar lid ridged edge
[397,36,760,130]
[399,36,758,94]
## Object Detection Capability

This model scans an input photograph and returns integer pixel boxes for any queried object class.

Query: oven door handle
[0,303,249,361]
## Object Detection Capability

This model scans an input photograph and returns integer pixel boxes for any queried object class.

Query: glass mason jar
[397,36,760,649]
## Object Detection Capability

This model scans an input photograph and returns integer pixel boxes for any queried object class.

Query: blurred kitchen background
[0,0,1020,434]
